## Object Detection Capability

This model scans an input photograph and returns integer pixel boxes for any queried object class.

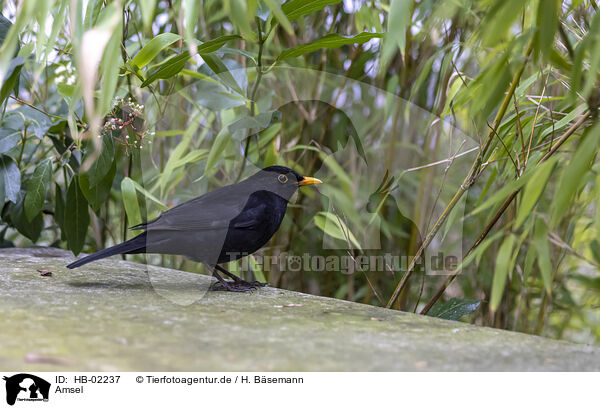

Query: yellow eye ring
[278,174,288,184]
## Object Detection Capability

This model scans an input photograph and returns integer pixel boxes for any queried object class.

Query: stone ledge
[1,247,599,371]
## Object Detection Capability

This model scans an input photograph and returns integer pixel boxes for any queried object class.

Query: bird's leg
[214,264,268,289]
[214,264,243,282]
[209,267,253,292]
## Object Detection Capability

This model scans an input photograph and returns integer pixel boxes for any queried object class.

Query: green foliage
[427,298,481,321]
[1,0,600,346]
[64,178,90,256]
[277,32,383,60]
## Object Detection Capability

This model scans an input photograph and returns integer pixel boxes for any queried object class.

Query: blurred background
[1,0,599,345]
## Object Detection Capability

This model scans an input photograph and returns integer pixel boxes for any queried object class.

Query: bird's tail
[66,232,147,269]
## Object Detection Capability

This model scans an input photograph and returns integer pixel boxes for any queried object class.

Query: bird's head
[246,165,322,201]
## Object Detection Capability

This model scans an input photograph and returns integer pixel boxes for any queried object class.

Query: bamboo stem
[420,111,590,315]
[386,42,534,308]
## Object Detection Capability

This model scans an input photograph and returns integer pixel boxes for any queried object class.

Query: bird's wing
[130,184,251,232]
[228,193,271,229]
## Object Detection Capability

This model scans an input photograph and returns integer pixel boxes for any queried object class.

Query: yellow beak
[298,176,323,186]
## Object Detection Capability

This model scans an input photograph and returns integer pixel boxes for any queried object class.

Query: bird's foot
[210,279,268,292]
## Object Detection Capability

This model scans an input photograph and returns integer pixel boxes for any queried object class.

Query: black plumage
[66,166,322,291]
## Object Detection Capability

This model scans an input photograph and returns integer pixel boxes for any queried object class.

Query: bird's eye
[278,174,288,184]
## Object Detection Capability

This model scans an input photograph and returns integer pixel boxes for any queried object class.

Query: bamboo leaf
[121,177,143,231]
[65,178,90,256]
[471,170,535,217]
[126,177,168,211]
[380,0,411,71]
[263,0,293,34]
[196,35,242,54]
[137,0,156,30]
[551,124,600,227]
[533,217,553,294]
[204,129,232,177]
[480,0,527,46]
[99,10,122,114]
[536,0,559,60]
[282,0,342,20]
[141,51,190,88]
[132,32,181,69]
[314,211,361,250]
[200,53,246,96]
[277,32,383,60]
[515,157,557,229]
[490,234,516,312]
[249,255,266,283]
[224,0,257,42]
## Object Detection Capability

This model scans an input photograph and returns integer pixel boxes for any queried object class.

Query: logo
[3,374,50,406]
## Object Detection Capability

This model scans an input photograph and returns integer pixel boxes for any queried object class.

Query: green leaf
[533,217,553,294]
[0,56,23,106]
[200,53,246,96]
[99,15,123,114]
[132,33,181,69]
[24,158,52,222]
[248,255,266,283]
[121,177,143,231]
[224,0,257,42]
[480,0,528,46]
[589,239,600,265]
[191,79,247,110]
[54,183,66,239]
[471,169,535,217]
[6,191,43,242]
[379,0,411,72]
[79,158,116,213]
[263,0,293,34]
[596,173,600,239]
[0,155,20,204]
[86,133,115,187]
[314,211,361,250]
[426,298,481,321]
[277,32,383,60]
[141,51,190,87]
[282,0,342,20]
[536,0,559,60]
[159,117,202,195]
[0,14,11,46]
[64,178,90,256]
[0,128,20,154]
[57,83,75,98]
[124,177,168,211]
[228,112,274,134]
[551,124,600,226]
[490,234,516,312]
[138,0,157,31]
[539,105,586,139]
[204,129,232,177]
[196,35,242,54]
[10,105,52,139]
[514,157,557,229]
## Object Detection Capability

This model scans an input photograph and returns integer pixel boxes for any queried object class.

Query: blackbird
[66,166,322,291]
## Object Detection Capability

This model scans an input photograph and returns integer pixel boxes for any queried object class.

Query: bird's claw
[210,279,267,292]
